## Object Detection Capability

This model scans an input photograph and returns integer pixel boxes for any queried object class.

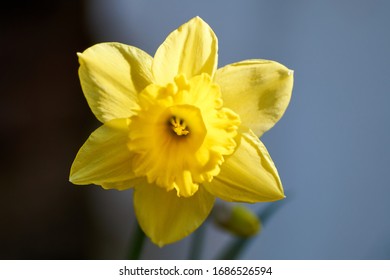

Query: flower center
[170,116,189,136]
[128,73,240,197]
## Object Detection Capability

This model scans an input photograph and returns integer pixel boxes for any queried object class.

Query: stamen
[170,116,190,136]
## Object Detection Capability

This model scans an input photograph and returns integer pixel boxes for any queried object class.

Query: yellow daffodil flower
[70,16,293,246]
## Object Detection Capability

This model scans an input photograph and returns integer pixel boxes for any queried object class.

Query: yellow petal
[101,177,144,191]
[133,182,215,246]
[215,59,293,137]
[78,43,153,123]
[203,130,284,203]
[152,16,218,85]
[69,119,137,186]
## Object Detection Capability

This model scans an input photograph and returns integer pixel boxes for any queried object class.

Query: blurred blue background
[1,0,389,259]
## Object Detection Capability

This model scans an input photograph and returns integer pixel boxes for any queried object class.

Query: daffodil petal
[215,59,293,137]
[69,119,137,186]
[78,43,153,123]
[152,16,218,85]
[134,183,215,246]
[101,177,144,191]
[204,130,284,203]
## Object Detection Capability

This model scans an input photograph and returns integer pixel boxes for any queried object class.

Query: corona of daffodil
[70,17,293,246]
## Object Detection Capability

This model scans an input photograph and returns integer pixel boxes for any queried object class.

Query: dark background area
[0,1,95,259]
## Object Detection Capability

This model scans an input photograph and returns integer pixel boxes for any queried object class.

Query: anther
[170,116,189,136]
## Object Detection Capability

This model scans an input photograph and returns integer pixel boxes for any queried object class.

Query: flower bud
[213,202,261,237]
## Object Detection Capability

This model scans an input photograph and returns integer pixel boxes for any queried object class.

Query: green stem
[127,222,146,260]
[216,199,288,260]
[188,223,206,259]
[215,237,248,260]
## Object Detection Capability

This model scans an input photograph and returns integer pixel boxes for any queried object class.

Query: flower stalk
[127,222,146,260]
